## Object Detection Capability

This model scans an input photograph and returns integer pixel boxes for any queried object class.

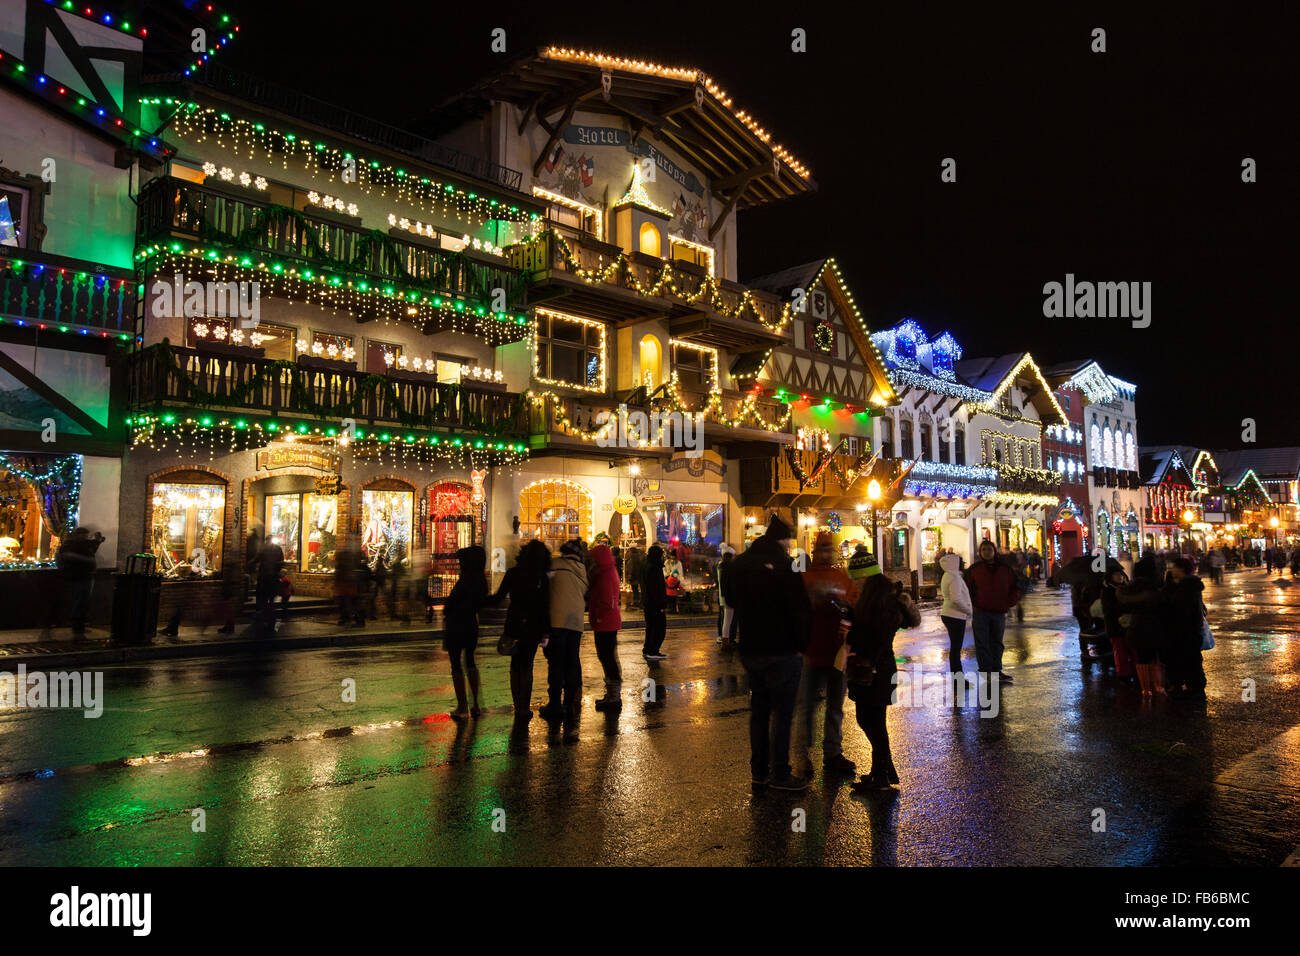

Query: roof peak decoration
[613,162,672,218]
[872,319,962,382]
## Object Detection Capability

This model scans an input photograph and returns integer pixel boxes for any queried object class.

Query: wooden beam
[708,186,743,240]
[517,94,542,136]
[533,96,580,177]
[711,162,768,194]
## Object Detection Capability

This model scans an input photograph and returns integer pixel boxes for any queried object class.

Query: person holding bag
[845,555,922,792]
[489,540,552,734]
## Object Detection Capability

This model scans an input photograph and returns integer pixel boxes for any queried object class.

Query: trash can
[111,553,162,645]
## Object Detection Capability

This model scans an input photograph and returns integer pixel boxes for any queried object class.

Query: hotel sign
[256,447,339,473]
[561,126,705,196]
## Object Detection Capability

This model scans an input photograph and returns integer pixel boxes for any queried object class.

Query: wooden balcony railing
[997,466,1065,496]
[508,229,786,327]
[127,343,527,436]
[136,176,527,310]
[0,247,136,333]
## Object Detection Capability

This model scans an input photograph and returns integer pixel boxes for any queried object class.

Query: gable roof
[738,258,896,407]
[957,353,1069,426]
[1210,447,1300,483]
[1139,446,1196,487]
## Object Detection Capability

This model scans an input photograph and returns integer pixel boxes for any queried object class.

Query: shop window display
[653,503,725,607]
[265,492,338,573]
[151,483,224,578]
[429,482,476,598]
[361,489,413,569]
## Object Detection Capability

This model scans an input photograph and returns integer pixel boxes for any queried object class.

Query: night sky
[209,1,1291,448]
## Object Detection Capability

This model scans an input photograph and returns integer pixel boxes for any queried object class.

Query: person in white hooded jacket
[939,552,973,675]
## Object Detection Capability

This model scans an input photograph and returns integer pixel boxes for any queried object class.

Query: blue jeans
[971,610,1006,675]
[741,653,804,781]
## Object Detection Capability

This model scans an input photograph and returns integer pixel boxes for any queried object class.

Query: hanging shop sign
[641,494,666,504]
[662,449,727,480]
[613,494,637,515]
[256,447,339,473]
[470,469,486,505]
[632,476,661,497]
[893,512,910,526]
[947,507,968,520]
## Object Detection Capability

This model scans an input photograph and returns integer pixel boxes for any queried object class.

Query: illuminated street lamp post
[1183,509,1196,554]
[1270,514,1280,549]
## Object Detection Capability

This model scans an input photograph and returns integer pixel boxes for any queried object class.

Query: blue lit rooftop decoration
[1107,374,1137,397]
[910,460,998,483]
[929,331,961,381]
[904,478,996,500]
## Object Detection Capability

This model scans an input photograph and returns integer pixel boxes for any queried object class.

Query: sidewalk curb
[0,615,719,669]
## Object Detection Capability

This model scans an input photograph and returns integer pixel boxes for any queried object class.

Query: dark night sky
[208,1,1292,448]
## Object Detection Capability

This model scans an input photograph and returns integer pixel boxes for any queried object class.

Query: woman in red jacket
[588,542,623,711]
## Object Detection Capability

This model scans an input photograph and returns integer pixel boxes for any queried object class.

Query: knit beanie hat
[764,513,793,541]
[848,549,882,581]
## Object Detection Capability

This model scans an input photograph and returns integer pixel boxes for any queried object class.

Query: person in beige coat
[939,552,973,675]
[542,539,589,738]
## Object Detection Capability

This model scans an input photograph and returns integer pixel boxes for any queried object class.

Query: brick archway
[242,466,349,597]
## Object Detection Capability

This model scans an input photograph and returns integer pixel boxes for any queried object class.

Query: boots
[450,671,469,717]
[467,668,482,716]
[595,681,623,712]
[509,669,531,718]
[1136,662,1154,696]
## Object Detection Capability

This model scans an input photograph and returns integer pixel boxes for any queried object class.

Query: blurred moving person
[587,541,623,712]
[444,545,488,717]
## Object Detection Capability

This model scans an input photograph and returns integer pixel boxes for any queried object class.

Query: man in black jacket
[724,514,813,791]
[641,545,669,660]
[1162,557,1208,700]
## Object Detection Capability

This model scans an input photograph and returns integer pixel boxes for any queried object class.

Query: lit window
[151,482,224,578]
[534,309,606,391]
[639,222,661,258]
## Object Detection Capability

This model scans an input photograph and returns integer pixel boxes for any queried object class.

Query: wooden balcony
[127,343,527,437]
[997,466,1065,497]
[740,449,894,508]
[135,176,528,334]
[0,247,136,336]
[508,229,790,350]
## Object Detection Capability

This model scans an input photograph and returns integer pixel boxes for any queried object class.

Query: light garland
[526,391,619,441]
[160,103,537,227]
[613,163,673,217]
[460,364,505,384]
[531,186,603,239]
[529,231,794,335]
[136,247,530,346]
[532,307,607,393]
[307,191,359,217]
[540,47,812,182]
[295,338,357,363]
[668,236,715,276]
[190,320,269,348]
[127,413,529,469]
[985,492,1060,508]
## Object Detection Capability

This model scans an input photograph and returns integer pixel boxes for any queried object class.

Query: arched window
[639,335,662,390]
[938,425,951,464]
[1125,429,1137,471]
[954,427,965,466]
[639,222,661,258]
[1090,419,1101,469]
[518,479,593,553]
[900,419,914,459]
[919,422,932,461]
[1102,423,1114,468]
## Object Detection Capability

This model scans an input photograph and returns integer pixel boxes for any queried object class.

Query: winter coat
[587,544,622,632]
[1101,582,1125,640]
[1117,580,1165,655]
[625,547,644,584]
[549,552,589,632]
[642,546,668,611]
[443,546,488,642]
[965,558,1021,614]
[938,553,972,621]
[846,585,922,707]
[1162,575,1205,652]
[724,534,812,656]
[801,557,859,668]
[663,556,684,597]
[491,563,549,643]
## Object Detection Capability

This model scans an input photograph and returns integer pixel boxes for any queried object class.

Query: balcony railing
[508,229,786,327]
[0,247,136,333]
[997,466,1065,496]
[741,449,891,504]
[136,176,526,310]
[128,343,527,436]
[1092,466,1142,489]
[143,66,525,194]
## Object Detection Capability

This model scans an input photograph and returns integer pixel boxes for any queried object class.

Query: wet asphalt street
[1,570,1297,866]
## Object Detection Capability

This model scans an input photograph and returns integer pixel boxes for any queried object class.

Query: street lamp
[867,479,883,558]
[1270,514,1280,549]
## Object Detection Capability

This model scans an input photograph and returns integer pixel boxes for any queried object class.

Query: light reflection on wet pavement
[1,571,1297,865]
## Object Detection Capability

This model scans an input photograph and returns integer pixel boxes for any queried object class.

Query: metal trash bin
[111,553,162,645]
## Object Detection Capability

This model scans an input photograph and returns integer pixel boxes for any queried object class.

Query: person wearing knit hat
[848,544,881,582]
[723,510,813,791]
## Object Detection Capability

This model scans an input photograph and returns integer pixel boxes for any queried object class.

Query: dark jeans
[510,638,541,714]
[630,581,642,608]
[855,702,893,776]
[972,610,1007,675]
[941,614,967,673]
[66,577,93,633]
[594,629,621,693]
[795,663,846,762]
[544,628,583,716]
[740,653,803,781]
[643,608,667,655]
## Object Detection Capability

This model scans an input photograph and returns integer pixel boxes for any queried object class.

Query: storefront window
[0,454,81,565]
[429,482,476,598]
[151,482,224,578]
[654,503,726,590]
[361,489,413,568]
[518,479,592,552]
[263,492,338,572]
